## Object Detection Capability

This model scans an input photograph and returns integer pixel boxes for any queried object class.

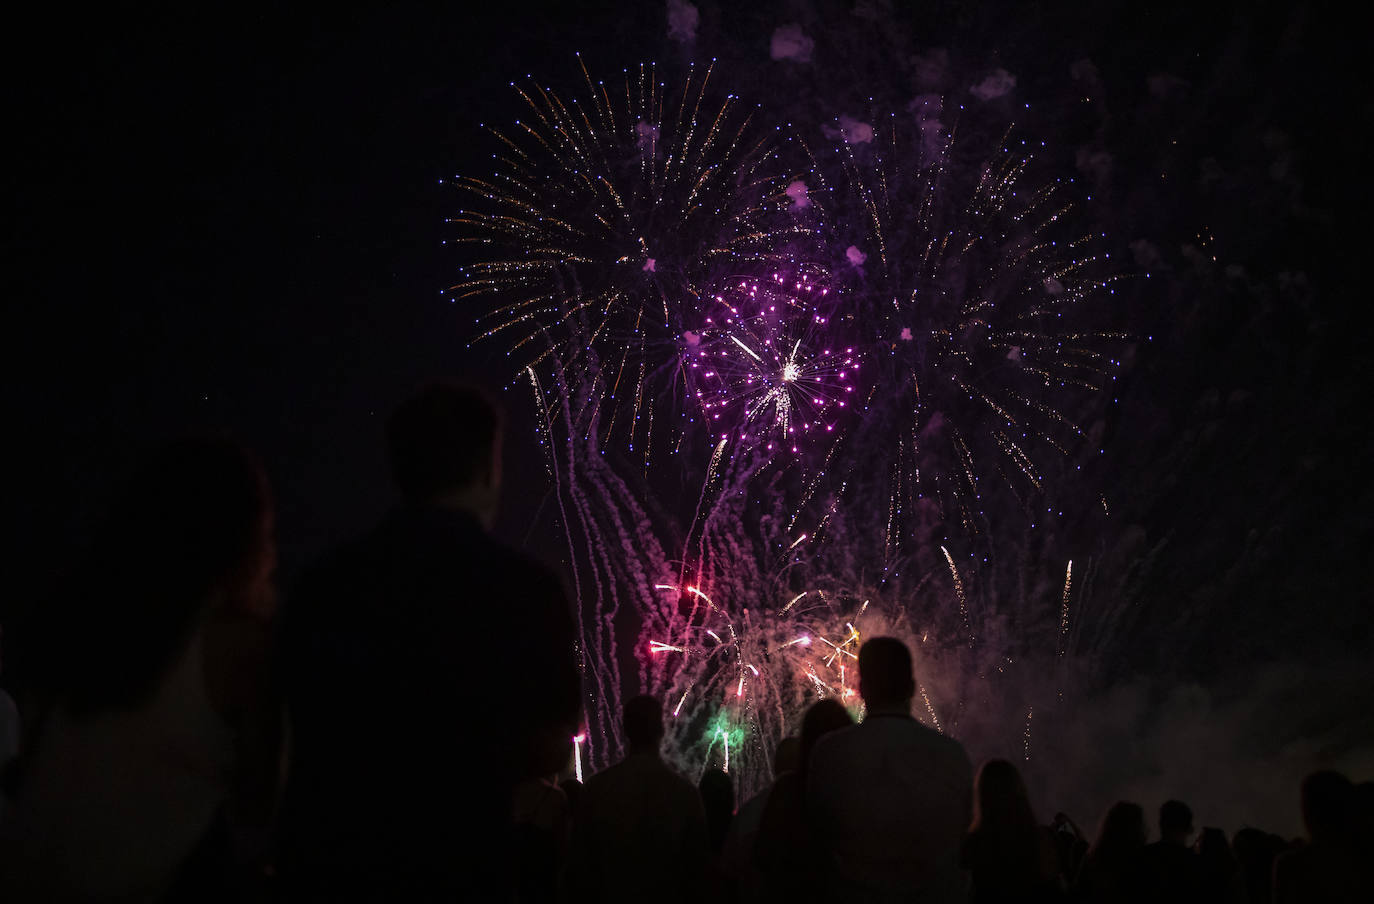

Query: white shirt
[806,711,972,903]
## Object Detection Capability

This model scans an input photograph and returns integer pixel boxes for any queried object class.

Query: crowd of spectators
[0,383,1369,902]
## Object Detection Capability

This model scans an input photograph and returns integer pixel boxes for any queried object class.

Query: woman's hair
[966,759,1043,882]
[11,436,272,714]
[1086,800,1147,866]
[799,698,854,774]
[972,758,1038,833]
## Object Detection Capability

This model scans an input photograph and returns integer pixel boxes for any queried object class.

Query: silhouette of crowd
[0,382,1370,902]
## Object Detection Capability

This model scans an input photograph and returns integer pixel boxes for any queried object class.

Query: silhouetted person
[1138,799,1202,904]
[1050,812,1090,887]
[1192,827,1234,901]
[0,625,18,819]
[1073,801,1146,904]
[806,637,973,902]
[961,759,1062,902]
[1231,828,1285,904]
[1272,770,1366,903]
[1355,781,1374,858]
[700,767,735,854]
[755,700,854,903]
[720,735,799,903]
[560,775,588,827]
[278,382,580,899]
[699,767,735,898]
[573,694,708,904]
[511,775,571,903]
[0,437,281,902]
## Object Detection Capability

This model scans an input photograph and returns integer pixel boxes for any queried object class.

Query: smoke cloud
[666,0,698,45]
[823,115,874,145]
[770,24,815,63]
[970,68,1017,100]
[1147,72,1190,99]
[999,658,1374,839]
[1071,58,1103,94]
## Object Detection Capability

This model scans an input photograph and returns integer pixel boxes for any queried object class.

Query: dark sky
[8,0,1370,765]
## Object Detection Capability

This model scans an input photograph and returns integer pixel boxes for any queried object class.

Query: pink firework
[684,268,861,454]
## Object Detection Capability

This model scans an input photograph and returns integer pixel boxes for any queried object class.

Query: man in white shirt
[806,637,973,902]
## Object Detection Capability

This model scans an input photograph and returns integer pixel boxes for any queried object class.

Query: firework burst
[454,63,1140,799]
[812,111,1133,550]
[448,58,815,456]
[683,267,861,456]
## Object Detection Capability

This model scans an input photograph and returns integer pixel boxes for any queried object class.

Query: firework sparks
[1059,559,1073,657]
[822,114,1131,539]
[449,59,812,453]
[684,269,860,457]
[451,61,1137,797]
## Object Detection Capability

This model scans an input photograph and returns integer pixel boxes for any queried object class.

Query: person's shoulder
[285,515,436,629]
[807,722,862,768]
[295,520,396,586]
[876,717,970,771]
[630,754,697,793]
[1273,843,1315,869]
[581,760,623,795]
[665,761,700,794]
[1138,840,1168,865]
[735,785,771,822]
[918,721,971,763]
[483,535,563,588]
[665,766,706,814]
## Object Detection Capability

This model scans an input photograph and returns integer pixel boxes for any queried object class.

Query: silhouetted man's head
[800,699,854,772]
[857,636,916,710]
[1158,799,1193,843]
[623,694,665,753]
[1301,769,1354,845]
[387,382,502,524]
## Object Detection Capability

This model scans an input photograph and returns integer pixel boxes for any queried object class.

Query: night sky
[9,2,1371,832]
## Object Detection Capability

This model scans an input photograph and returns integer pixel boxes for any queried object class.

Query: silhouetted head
[11,436,273,714]
[1089,801,1147,864]
[857,636,915,710]
[387,382,502,526]
[1231,828,1286,902]
[1355,781,1374,848]
[772,735,801,775]
[1194,827,1231,860]
[1159,799,1194,844]
[800,698,854,774]
[972,758,1038,833]
[1300,769,1354,845]
[623,694,665,754]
